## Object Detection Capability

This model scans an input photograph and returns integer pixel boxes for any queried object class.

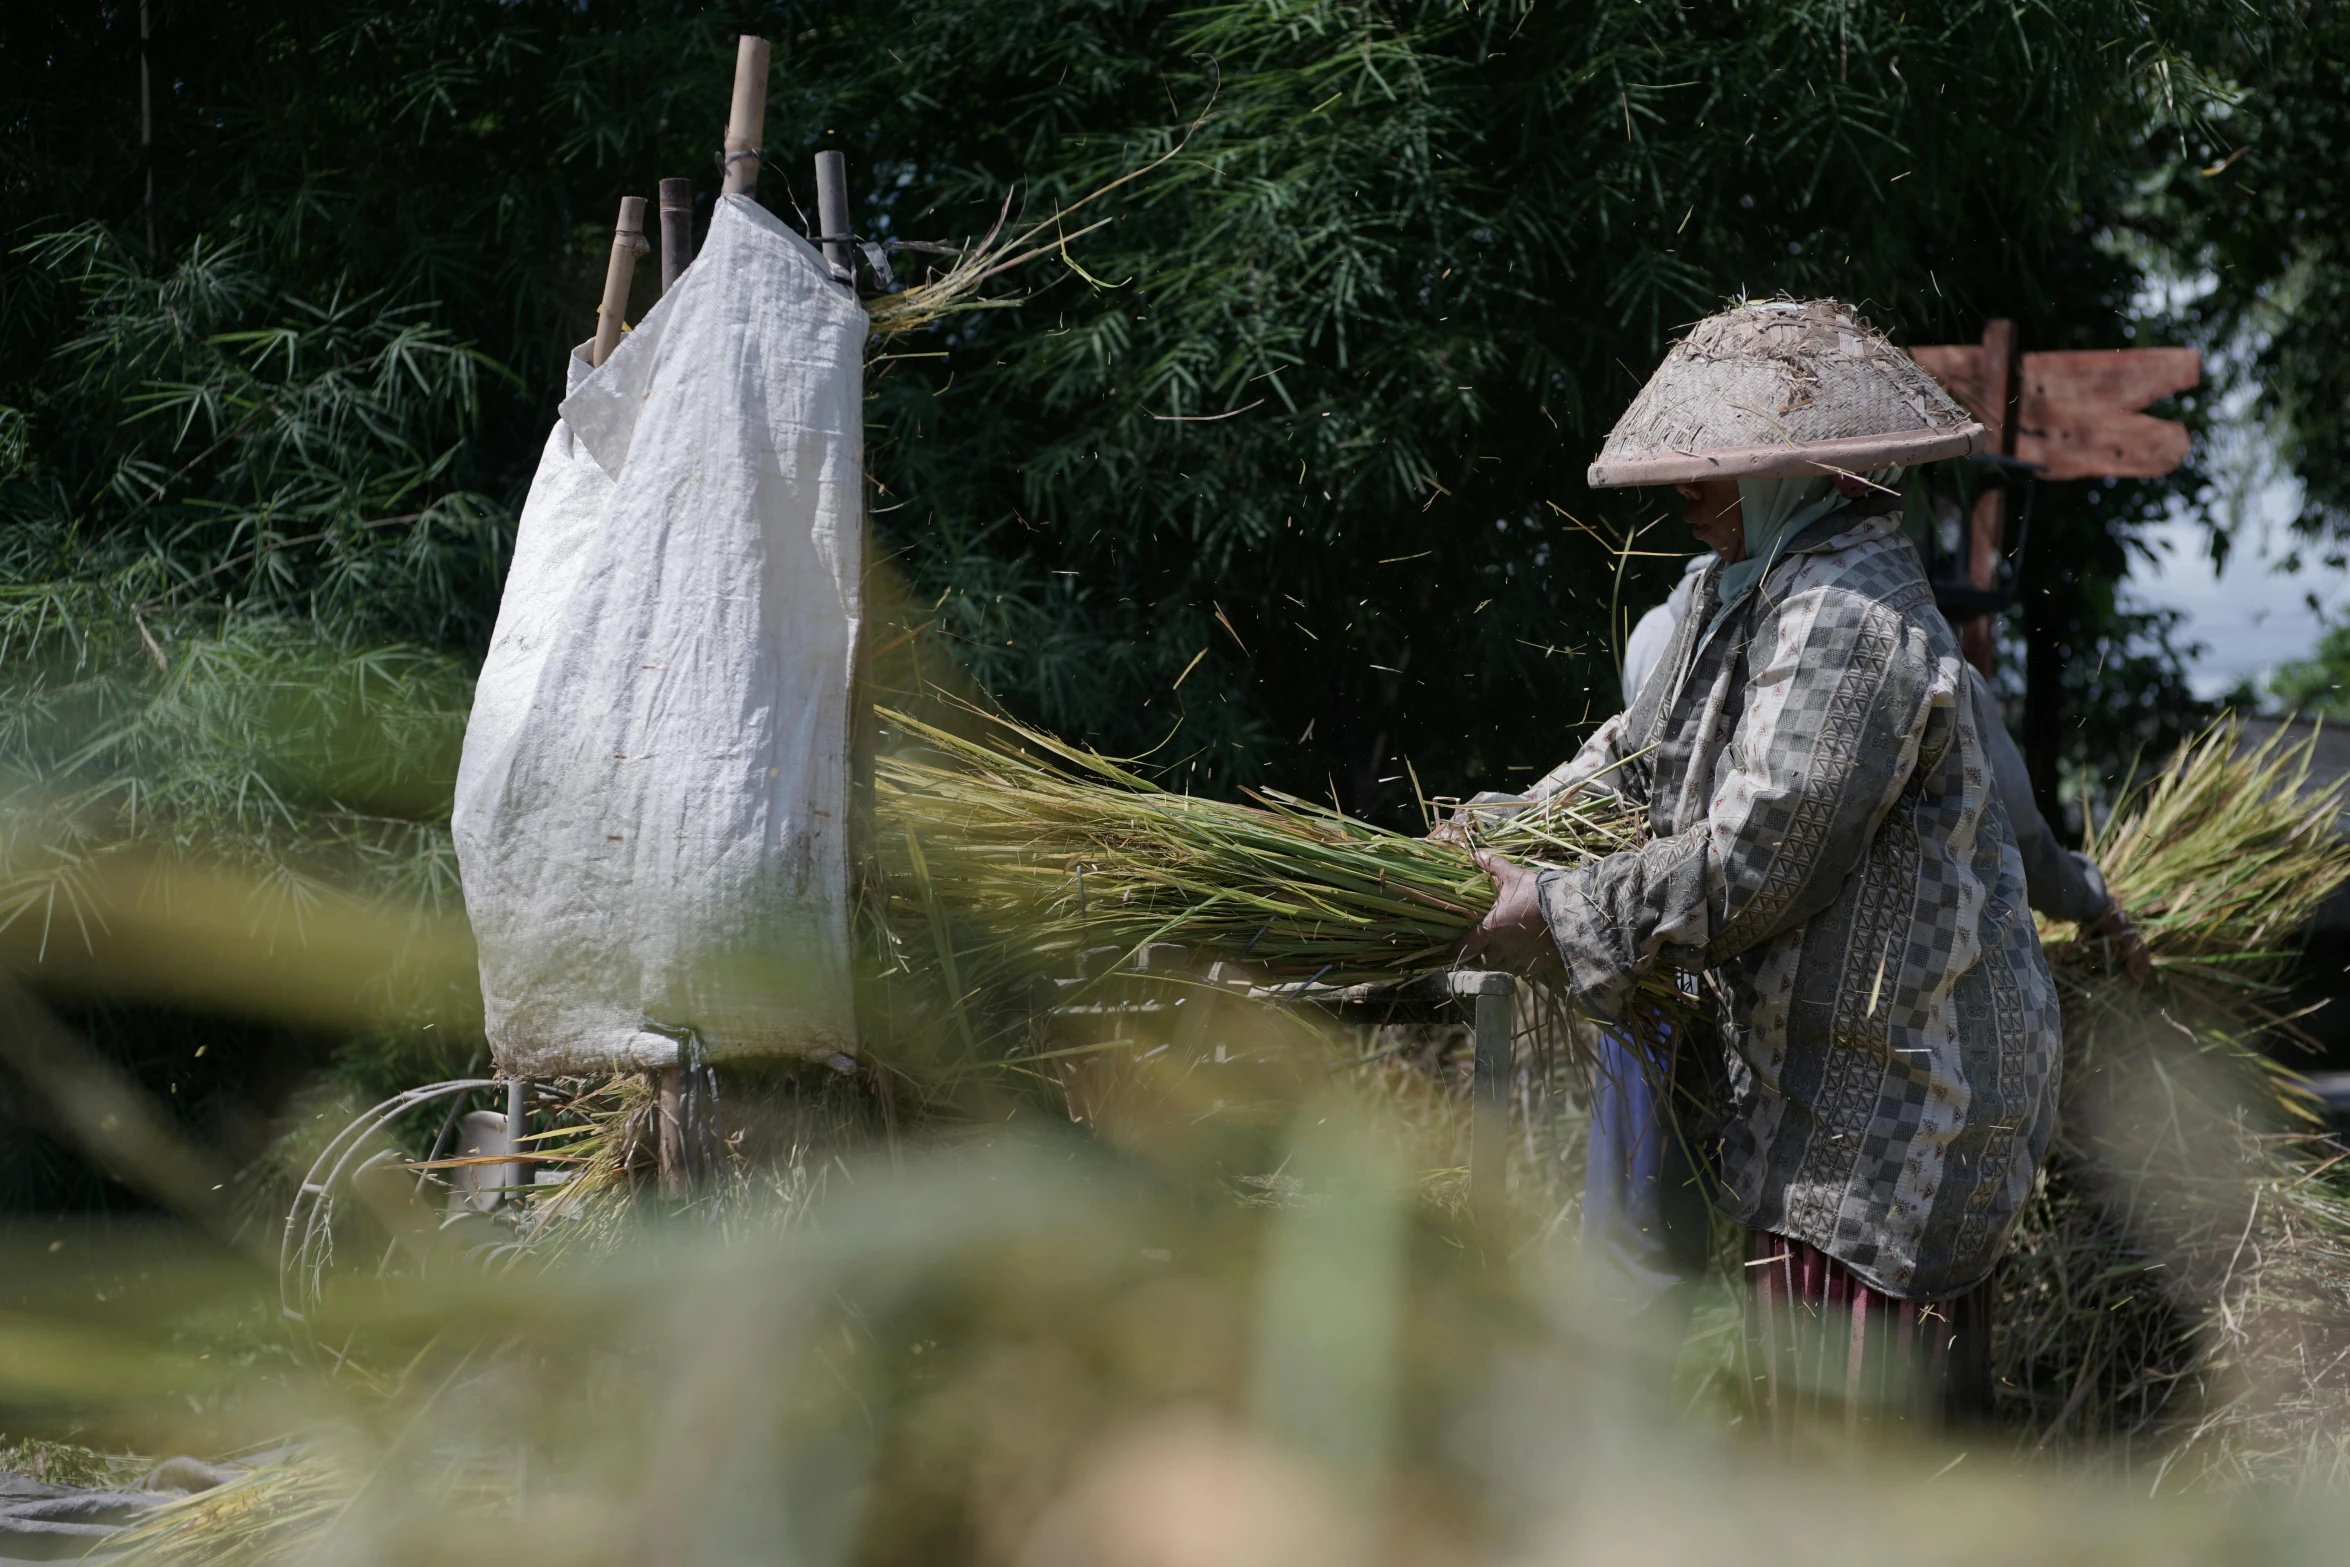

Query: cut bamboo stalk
[658,178,693,295]
[814,150,853,285]
[722,35,773,198]
[590,195,649,368]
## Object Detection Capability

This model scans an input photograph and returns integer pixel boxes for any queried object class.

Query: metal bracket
[1925,452,2046,617]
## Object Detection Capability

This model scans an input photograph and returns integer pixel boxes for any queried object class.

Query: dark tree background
[0,0,2332,1203]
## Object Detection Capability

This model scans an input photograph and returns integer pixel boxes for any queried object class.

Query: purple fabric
[1581,1022,1708,1306]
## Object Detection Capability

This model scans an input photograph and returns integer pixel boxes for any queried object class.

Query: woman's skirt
[1743,1229,1992,1435]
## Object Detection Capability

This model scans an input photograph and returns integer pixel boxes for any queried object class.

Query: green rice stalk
[869,706,1647,992]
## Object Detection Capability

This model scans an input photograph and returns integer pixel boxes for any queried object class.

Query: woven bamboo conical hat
[1587,299,1983,487]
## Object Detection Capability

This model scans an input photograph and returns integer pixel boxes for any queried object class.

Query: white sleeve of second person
[1620,554,1710,708]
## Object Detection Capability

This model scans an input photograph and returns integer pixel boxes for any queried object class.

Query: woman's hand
[1456,850,1555,971]
[2085,902,2153,984]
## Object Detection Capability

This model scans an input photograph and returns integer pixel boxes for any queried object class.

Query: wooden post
[813,150,853,285]
[658,179,694,295]
[721,36,772,198]
[590,197,648,369]
[1456,970,1514,1212]
[656,1066,688,1200]
[1960,318,2018,675]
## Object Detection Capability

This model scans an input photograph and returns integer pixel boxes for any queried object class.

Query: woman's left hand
[2085,902,2153,984]
[1457,850,1554,970]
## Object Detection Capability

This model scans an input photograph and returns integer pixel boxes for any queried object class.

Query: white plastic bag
[454,195,866,1075]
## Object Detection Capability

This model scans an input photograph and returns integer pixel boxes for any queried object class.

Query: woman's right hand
[1456,851,1553,971]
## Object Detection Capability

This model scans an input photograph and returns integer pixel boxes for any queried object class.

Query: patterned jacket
[1531,506,2061,1300]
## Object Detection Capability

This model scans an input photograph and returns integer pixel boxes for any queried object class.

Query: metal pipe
[659,178,694,294]
[813,150,854,286]
[505,1076,533,1200]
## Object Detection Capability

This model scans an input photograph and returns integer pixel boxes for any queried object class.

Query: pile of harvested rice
[1995,723,2350,1479]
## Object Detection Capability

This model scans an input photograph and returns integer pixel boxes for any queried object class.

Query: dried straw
[864,117,1205,340]
[103,1462,343,1567]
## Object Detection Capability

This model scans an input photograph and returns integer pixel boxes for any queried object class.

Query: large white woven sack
[454,195,866,1076]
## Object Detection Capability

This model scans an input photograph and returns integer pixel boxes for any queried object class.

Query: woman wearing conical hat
[1461,299,2062,1423]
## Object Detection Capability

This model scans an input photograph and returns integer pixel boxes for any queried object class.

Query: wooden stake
[813,150,853,285]
[655,1066,687,1200]
[658,178,693,295]
[591,196,649,368]
[722,36,773,198]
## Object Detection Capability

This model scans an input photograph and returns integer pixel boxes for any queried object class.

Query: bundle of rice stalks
[870,707,1645,990]
[2042,719,2350,1010]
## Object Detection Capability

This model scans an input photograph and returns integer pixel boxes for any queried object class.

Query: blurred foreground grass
[6,987,2350,1565]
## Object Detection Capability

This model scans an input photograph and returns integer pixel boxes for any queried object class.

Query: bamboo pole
[656,1067,687,1201]
[721,36,773,198]
[813,150,853,285]
[658,178,693,295]
[646,34,774,1205]
[590,196,649,368]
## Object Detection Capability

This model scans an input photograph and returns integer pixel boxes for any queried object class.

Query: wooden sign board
[1908,345,2198,480]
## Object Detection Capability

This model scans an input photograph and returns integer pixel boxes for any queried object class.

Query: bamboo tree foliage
[0,224,494,1207]
[756,0,2237,810]
[2138,0,2350,542]
[0,228,491,898]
